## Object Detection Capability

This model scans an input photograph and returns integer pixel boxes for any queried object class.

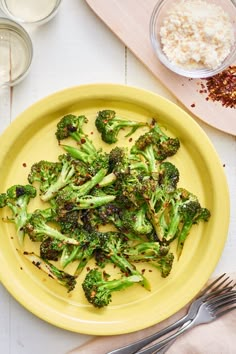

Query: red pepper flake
[191,103,195,108]
[22,162,27,167]
[201,66,236,108]
[80,138,86,144]
[90,131,94,135]
[129,137,133,142]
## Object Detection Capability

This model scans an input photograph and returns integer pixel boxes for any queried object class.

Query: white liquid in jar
[0,27,31,85]
[4,0,59,23]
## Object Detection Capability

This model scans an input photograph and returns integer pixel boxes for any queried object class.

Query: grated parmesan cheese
[160,0,235,70]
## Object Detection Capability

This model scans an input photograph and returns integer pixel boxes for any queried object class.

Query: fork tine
[198,273,228,296]
[215,305,236,318]
[203,286,234,301]
[208,290,236,304]
[213,297,236,311]
[207,291,236,312]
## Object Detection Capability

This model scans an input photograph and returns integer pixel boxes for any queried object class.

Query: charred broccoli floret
[96,231,150,290]
[54,188,116,218]
[166,188,211,258]
[28,154,88,202]
[24,252,76,292]
[131,121,180,173]
[0,184,37,245]
[120,205,153,236]
[95,110,147,144]
[124,242,174,277]
[82,268,143,308]
[150,252,175,278]
[139,162,180,240]
[56,114,99,164]
[24,209,80,245]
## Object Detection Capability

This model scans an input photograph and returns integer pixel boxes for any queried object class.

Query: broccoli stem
[73,195,116,209]
[40,163,75,202]
[73,168,108,197]
[98,172,117,187]
[23,252,76,292]
[109,253,151,291]
[61,145,95,164]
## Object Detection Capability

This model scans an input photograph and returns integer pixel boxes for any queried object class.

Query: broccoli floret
[124,242,174,277]
[28,155,89,202]
[55,114,99,165]
[120,205,153,235]
[96,231,150,290]
[174,190,211,258]
[158,161,180,193]
[82,268,143,308]
[58,226,98,274]
[24,252,76,292]
[40,237,64,261]
[28,160,61,193]
[124,242,169,261]
[95,110,147,144]
[131,121,180,173]
[70,167,108,197]
[55,187,116,219]
[24,210,80,245]
[151,120,180,160]
[150,252,175,278]
[0,184,37,245]
[139,162,180,240]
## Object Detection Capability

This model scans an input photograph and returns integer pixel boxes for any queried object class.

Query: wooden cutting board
[85,0,236,135]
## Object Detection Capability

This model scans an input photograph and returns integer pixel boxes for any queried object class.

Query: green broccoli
[0,184,37,245]
[28,154,89,202]
[124,242,174,277]
[96,231,151,290]
[82,268,143,308]
[24,209,80,245]
[55,114,99,164]
[131,121,180,173]
[24,252,76,292]
[166,188,211,258]
[95,110,147,144]
[139,162,180,240]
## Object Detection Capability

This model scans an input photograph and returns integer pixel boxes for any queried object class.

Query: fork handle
[136,320,193,354]
[106,314,189,354]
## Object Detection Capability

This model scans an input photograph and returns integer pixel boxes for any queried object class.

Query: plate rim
[0,83,230,335]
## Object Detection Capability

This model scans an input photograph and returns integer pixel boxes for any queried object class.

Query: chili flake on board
[202,66,236,108]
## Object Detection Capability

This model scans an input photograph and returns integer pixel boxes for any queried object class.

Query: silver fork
[107,273,233,354]
[136,289,236,354]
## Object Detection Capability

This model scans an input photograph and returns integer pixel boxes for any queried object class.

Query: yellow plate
[0,84,229,335]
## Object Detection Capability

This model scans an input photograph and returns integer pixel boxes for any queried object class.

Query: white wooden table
[0,1,235,353]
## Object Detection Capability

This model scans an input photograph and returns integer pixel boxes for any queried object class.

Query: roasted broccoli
[55,114,99,165]
[131,121,180,173]
[28,154,88,202]
[40,237,64,261]
[124,242,174,277]
[82,268,143,308]
[95,231,150,290]
[24,209,80,245]
[139,162,180,240]
[95,110,147,144]
[24,252,76,292]
[166,188,211,258]
[0,184,37,245]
